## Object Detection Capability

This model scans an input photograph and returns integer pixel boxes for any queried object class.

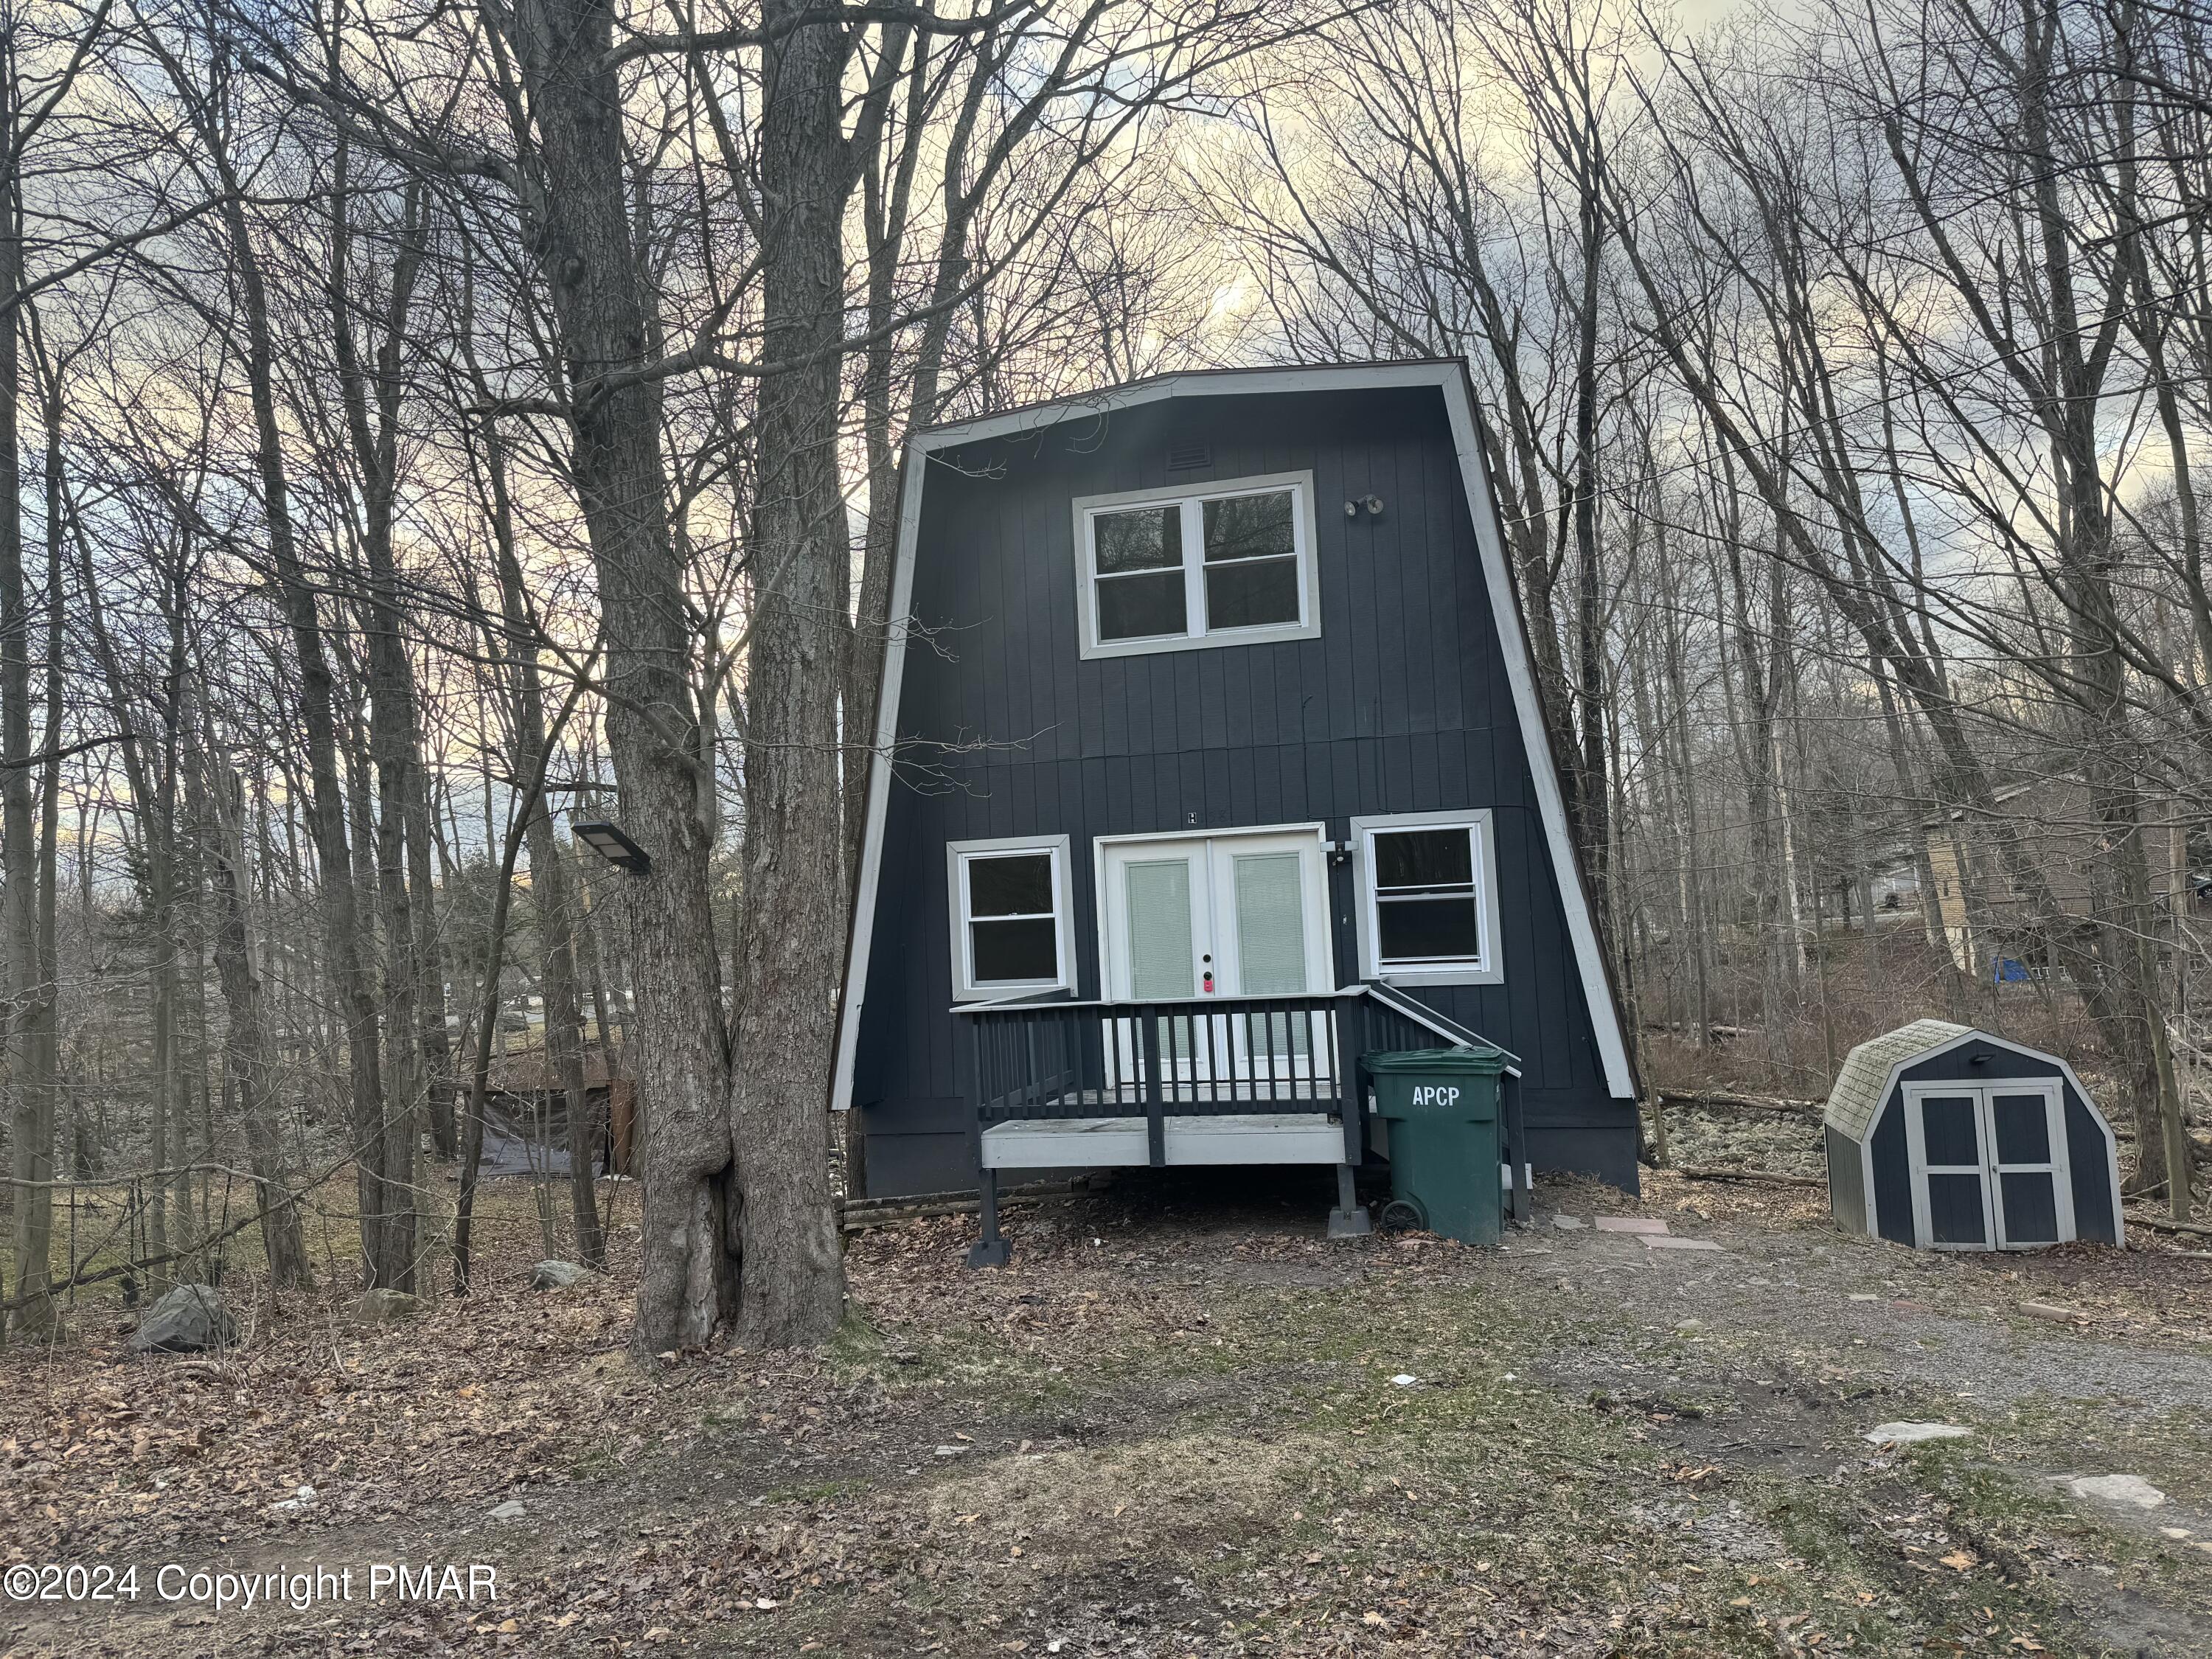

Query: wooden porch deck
[981,1111,1344,1169]
[956,983,1532,1264]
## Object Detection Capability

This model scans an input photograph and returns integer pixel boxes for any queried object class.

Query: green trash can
[1364,1046,1509,1245]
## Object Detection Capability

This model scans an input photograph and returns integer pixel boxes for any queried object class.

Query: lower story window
[948,835,1072,1000]
[1352,810,1500,984]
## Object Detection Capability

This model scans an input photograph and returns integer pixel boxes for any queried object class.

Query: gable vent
[1165,439,1211,472]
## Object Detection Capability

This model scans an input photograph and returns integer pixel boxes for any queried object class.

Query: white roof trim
[1432,369,1636,1099]
[830,360,1639,1115]
[830,430,930,1119]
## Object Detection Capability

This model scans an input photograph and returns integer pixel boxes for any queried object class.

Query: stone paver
[1866,1422,1972,1445]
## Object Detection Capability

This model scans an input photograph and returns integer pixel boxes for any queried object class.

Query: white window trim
[947,834,1074,1003]
[1350,809,1503,987]
[1072,470,1322,661]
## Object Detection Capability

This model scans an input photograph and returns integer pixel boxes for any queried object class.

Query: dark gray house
[833,361,1640,1248]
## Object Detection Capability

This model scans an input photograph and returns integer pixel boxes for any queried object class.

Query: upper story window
[1349,810,1503,986]
[1074,471,1322,660]
[947,834,1074,1001]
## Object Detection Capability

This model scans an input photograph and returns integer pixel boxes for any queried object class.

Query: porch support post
[1328,1161,1371,1237]
[1329,994,1371,1237]
[966,1166,1011,1269]
[965,1015,1009,1267]
[1141,1009,1166,1168]
[1502,1070,1530,1225]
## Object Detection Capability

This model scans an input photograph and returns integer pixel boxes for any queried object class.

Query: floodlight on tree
[573,821,652,874]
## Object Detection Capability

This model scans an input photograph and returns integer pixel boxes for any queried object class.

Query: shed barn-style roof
[1823,1019,1971,1140]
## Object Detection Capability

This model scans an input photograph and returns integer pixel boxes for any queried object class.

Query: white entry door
[1099,829,1333,1082]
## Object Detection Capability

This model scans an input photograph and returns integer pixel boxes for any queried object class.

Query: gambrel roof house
[832,361,1640,1251]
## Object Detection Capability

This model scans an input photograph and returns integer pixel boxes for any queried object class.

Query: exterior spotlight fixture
[573,820,652,874]
[1343,496,1386,518]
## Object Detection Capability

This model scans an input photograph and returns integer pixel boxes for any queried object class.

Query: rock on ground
[1865,1422,1973,1445]
[2066,1473,2166,1509]
[355,1289,422,1321]
[530,1260,591,1290]
[129,1284,237,1354]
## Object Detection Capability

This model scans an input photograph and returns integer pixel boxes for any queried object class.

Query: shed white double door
[1099,828,1334,1085]
[1902,1082,2073,1249]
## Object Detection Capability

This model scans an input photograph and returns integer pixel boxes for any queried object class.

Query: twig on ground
[1674,1165,1824,1188]
[1658,1091,1823,1117]
[2124,1209,2212,1239]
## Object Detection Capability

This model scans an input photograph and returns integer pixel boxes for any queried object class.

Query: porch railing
[967,992,1353,1120]
[954,982,1531,1258]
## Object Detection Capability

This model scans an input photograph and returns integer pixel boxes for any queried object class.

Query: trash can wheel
[1377,1197,1427,1233]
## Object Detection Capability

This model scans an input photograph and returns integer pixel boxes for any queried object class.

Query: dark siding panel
[852,384,1632,1195]
[1828,1127,1868,1234]
[867,1130,979,1200]
[1897,1042,2058,1084]
[1524,1126,1638,1189]
[2065,1093,2118,1243]
[1871,1097,1914,1245]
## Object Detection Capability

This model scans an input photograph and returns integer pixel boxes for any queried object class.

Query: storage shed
[1824,1020,2121,1251]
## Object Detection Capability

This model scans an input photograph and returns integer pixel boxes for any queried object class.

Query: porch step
[981,1112,1344,1170]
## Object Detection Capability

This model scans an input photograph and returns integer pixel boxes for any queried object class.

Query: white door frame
[1094,823,1332,1001]
[1095,823,1333,1087]
[1901,1080,2075,1250]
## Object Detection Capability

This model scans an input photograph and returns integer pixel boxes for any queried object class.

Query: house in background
[1924,776,2186,978]
[833,361,1640,1246]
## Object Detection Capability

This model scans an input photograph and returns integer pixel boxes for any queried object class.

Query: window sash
[1362,822,1491,975]
[955,845,1068,995]
[1085,483,1306,647]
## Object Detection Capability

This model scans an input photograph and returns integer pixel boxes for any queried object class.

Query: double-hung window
[1350,810,1503,984]
[1075,472,1321,658]
[947,835,1074,1001]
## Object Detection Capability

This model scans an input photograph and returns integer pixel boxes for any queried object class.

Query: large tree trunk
[728,0,853,1349]
[482,414,605,1267]
[1566,162,1610,920]
[2012,7,2190,1212]
[30,352,63,1308]
[333,167,429,1288]
[509,0,735,1352]
[185,704,313,1289]
[184,80,394,1287]
[411,790,457,1161]
[1,97,53,1335]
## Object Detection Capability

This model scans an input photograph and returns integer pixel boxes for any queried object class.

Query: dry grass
[3,1173,2208,1658]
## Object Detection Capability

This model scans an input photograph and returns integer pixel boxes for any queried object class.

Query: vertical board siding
[854,385,1631,1194]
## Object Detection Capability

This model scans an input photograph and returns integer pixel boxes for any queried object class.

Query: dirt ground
[4,1168,2211,1659]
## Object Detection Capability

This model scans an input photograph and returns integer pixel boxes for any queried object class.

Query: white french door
[1099,828,1333,1085]
[1902,1083,2072,1250]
